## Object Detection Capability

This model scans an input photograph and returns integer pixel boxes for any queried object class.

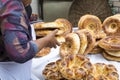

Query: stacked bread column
[78,14,106,54]
[60,14,103,57]
[33,18,72,57]
[98,14,120,61]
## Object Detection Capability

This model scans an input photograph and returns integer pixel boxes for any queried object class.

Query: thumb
[52,29,58,36]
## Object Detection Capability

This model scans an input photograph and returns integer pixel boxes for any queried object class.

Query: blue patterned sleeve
[0,0,38,63]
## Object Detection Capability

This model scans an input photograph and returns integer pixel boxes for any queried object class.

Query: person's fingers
[47,43,53,48]
[52,39,59,48]
[56,42,60,46]
[54,38,60,46]
[51,29,58,36]
[50,30,60,47]
[46,39,56,48]
[53,43,57,48]
[51,39,57,48]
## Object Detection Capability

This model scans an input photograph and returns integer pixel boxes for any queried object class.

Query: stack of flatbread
[33,18,72,57]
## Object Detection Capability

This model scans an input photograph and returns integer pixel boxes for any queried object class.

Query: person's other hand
[43,29,60,48]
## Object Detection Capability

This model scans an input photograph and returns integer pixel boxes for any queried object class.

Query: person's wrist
[41,37,48,47]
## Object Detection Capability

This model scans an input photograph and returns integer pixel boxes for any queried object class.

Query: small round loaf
[102,14,120,36]
[78,14,102,39]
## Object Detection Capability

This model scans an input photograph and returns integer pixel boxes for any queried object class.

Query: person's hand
[34,29,60,51]
[43,29,60,48]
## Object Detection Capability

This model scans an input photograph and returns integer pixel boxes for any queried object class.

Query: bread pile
[60,14,120,62]
[77,14,120,62]
[42,54,119,80]
[98,36,120,61]
[33,18,72,57]
[59,14,106,58]
[98,14,120,61]
[78,14,106,54]
[59,29,96,58]
[33,18,72,41]
[42,14,120,79]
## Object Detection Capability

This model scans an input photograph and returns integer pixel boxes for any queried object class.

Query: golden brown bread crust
[86,63,119,80]
[102,14,120,36]
[55,18,72,36]
[78,14,102,39]
[33,22,45,30]
[35,30,52,37]
[33,21,62,29]
[42,59,65,80]
[96,30,106,40]
[60,29,96,56]
[103,51,120,62]
[77,14,106,54]
[90,46,103,54]
[58,54,93,80]
[59,33,80,58]
[98,36,120,51]
[42,54,119,79]
[35,35,65,45]
[35,29,68,37]
[75,30,88,54]
[35,47,51,57]
[76,29,96,55]
[34,22,67,36]
[90,40,104,54]
[105,50,120,57]
[55,35,65,43]
[33,18,72,37]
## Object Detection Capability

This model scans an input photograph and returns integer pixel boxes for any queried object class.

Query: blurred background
[31,0,120,24]
[31,0,72,22]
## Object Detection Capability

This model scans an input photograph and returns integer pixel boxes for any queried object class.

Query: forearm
[33,37,47,51]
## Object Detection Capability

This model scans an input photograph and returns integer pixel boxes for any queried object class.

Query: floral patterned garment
[0,0,38,63]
